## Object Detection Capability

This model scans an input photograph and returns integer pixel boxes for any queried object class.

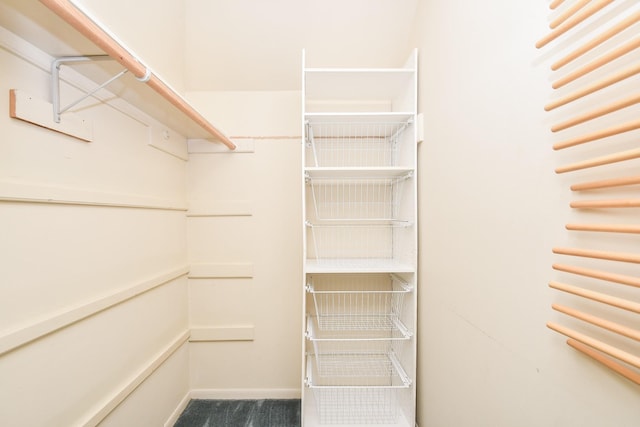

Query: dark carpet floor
[173,399,301,427]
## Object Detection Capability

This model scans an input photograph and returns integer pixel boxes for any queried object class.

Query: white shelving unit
[301,50,418,427]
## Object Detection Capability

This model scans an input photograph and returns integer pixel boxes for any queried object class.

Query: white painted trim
[0,179,187,211]
[81,331,190,427]
[187,200,252,217]
[189,263,254,278]
[164,391,192,427]
[190,388,301,400]
[0,267,189,356]
[190,326,255,342]
[188,138,255,153]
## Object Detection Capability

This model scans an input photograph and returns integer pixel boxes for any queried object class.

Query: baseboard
[190,388,301,400]
[164,391,191,427]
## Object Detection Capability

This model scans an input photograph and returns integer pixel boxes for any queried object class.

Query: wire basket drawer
[306,355,411,424]
[307,274,411,331]
[306,315,411,376]
[307,175,410,221]
[305,121,411,168]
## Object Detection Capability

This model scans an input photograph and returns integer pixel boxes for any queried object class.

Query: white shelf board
[305,167,413,179]
[305,259,415,274]
[304,68,414,102]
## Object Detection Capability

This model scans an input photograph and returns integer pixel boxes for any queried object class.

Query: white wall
[411,1,639,426]
[185,90,302,397]
[73,0,186,93]
[0,26,190,426]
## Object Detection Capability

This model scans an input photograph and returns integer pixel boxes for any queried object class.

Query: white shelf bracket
[51,55,125,123]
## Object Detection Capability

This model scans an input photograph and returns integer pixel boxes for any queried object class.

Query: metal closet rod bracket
[51,55,135,123]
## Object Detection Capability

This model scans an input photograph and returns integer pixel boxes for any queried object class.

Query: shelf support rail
[51,55,125,123]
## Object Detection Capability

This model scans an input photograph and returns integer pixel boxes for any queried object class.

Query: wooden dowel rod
[536,1,613,49]
[553,247,640,264]
[551,94,640,132]
[555,148,640,173]
[547,322,640,369]
[553,118,640,150]
[553,263,640,288]
[550,0,590,29]
[571,174,640,191]
[553,304,640,342]
[549,281,640,313]
[550,0,565,10]
[567,339,640,385]
[552,37,640,89]
[566,223,640,234]
[552,10,640,70]
[545,63,640,111]
[570,198,640,208]
[39,0,236,150]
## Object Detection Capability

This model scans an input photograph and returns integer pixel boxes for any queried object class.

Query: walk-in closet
[1,1,638,426]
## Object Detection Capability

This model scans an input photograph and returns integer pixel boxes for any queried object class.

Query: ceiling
[183,0,419,91]
[0,0,419,92]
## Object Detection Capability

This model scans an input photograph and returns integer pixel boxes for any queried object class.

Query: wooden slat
[536,1,614,48]
[566,223,640,234]
[549,281,640,314]
[545,63,640,111]
[552,37,640,89]
[553,119,640,150]
[553,263,640,288]
[570,198,640,208]
[547,322,640,369]
[567,339,640,385]
[555,148,640,173]
[550,0,565,10]
[553,304,640,341]
[552,10,640,70]
[551,94,640,132]
[39,0,236,150]
[553,247,640,264]
[550,0,590,29]
[571,175,640,191]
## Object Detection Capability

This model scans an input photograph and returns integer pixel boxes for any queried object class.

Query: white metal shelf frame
[301,48,417,427]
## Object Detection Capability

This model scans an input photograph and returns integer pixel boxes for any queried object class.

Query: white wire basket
[307,274,411,331]
[306,315,411,377]
[306,222,412,266]
[307,174,410,221]
[306,354,411,424]
[305,121,411,168]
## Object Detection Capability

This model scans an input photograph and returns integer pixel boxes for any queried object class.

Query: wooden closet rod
[553,304,640,342]
[39,0,236,150]
[571,174,640,191]
[555,148,640,173]
[553,263,640,288]
[550,0,565,10]
[547,322,640,369]
[551,93,640,132]
[550,0,590,30]
[552,10,640,70]
[553,119,640,150]
[549,281,640,313]
[553,247,640,264]
[552,37,640,89]
[536,0,613,48]
[570,198,640,208]
[545,63,640,111]
[566,223,640,234]
[567,339,640,385]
